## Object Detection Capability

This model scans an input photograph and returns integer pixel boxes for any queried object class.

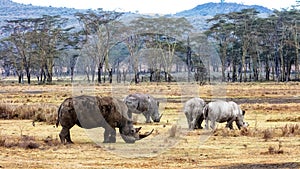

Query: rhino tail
[55,104,63,128]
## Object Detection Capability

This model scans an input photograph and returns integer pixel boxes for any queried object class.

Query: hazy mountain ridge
[0,0,273,31]
[0,0,84,29]
[175,2,272,17]
[174,2,272,31]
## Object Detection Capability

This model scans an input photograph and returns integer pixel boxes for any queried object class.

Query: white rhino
[56,95,153,144]
[124,93,162,123]
[203,100,248,130]
[184,97,206,130]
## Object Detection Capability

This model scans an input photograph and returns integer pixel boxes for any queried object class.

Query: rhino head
[119,121,153,143]
[236,110,249,129]
[150,100,163,123]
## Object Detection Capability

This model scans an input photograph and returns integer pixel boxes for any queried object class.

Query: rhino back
[228,101,243,116]
[125,94,149,113]
[72,95,107,129]
[184,98,205,116]
[207,101,233,123]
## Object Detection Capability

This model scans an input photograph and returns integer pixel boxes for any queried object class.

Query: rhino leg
[190,120,196,130]
[205,118,210,130]
[184,112,192,129]
[226,118,235,130]
[210,120,216,130]
[103,127,116,143]
[196,115,204,129]
[144,112,151,123]
[59,127,73,144]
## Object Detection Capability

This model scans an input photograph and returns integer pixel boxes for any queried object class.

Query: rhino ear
[242,110,246,115]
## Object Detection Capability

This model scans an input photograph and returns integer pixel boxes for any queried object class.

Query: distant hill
[0,0,274,33]
[175,2,272,17]
[0,0,84,31]
[174,2,273,31]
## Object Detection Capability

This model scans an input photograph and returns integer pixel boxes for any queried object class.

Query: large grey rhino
[184,97,206,130]
[56,95,153,144]
[203,100,248,130]
[124,93,162,123]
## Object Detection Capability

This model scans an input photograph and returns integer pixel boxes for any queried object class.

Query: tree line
[0,7,299,84]
[206,8,300,82]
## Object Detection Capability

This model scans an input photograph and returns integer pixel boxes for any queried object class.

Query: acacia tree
[75,9,123,83]
[1,15,75,84]
[1,18,39,84]
[283,9,300,80]
[206,14,235,81]
[129,16,193,82]
[189,32,216,83]
[118,22,143,83]
[232,9,260,82]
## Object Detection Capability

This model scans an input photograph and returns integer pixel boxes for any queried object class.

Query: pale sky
[12,0,297,14]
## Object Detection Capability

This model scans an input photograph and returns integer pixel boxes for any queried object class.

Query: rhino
[183,97,206,130]
[203,100,248,130]
[56,95,153,144]
[124,93,162,123]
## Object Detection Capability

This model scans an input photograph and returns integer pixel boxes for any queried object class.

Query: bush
[0,102,57,124]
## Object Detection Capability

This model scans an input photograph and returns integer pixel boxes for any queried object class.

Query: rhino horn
[138,129,154,140]
[135,127,142,133]
[158,114,163,120]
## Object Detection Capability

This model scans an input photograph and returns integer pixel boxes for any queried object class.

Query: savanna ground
[0,81,300,168]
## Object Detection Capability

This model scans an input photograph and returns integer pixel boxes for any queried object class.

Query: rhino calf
[184,97,206,130]
[56,95,152,144]
[124,93,162,123]
[203,100,248,130]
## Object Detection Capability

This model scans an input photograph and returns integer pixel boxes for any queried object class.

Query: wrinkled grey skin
[56,95,150,144]
[203,100,248,130]
[124,93,162,123]
[184,97,206,130]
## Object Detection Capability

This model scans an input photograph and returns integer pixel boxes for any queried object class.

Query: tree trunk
[109,69,113,83]
[25,67,31,84]
[252,54,259,81]
[242,45,247,82]
[26,71,30,84]
[98,65,102,84]
[18,74,22,84]
[70,66,74,83]
[294,27,299,80]
[122,69,127,83]
[220,45,227,82]
[232,62,237,82]
[279,47,285,82]
[265,55,270,81]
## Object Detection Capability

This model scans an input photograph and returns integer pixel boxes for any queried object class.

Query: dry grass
[0,82,300,168]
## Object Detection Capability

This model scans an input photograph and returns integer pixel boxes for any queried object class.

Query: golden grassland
[0,82,300,168]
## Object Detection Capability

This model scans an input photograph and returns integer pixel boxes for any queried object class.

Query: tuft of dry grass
[0,102,17,119]
[267,116,300,122]
[169,124,177,137]
[18,135,40,149]
[43,136,60,146]
[261,141,284,155]
[281,124,300,137]
[0,102,57,124]
[262,128,274,141]
[0,134,40,149]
